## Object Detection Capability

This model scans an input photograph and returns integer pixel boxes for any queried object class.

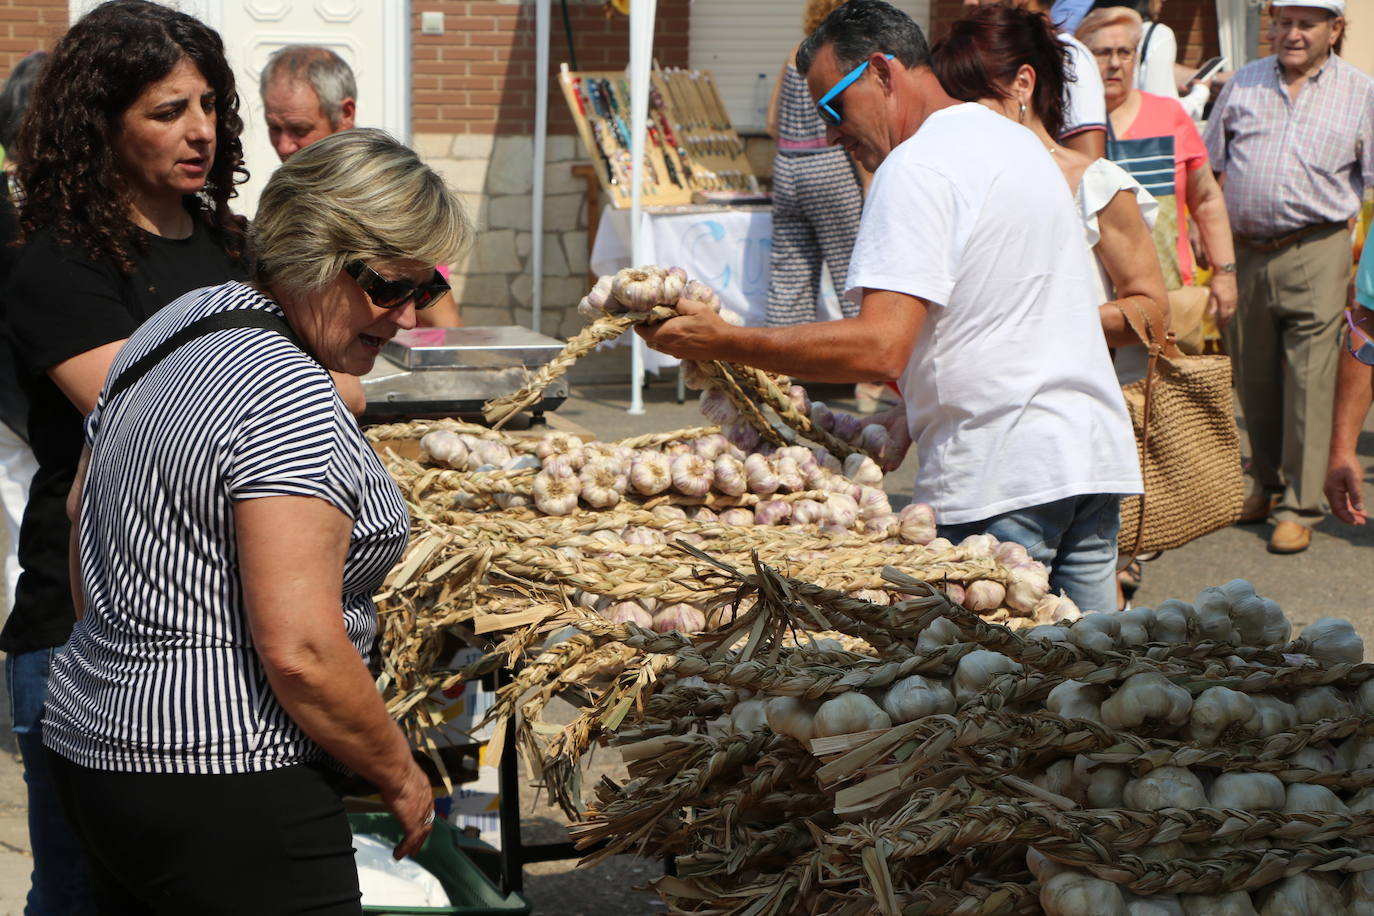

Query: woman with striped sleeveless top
[43,130,471,913]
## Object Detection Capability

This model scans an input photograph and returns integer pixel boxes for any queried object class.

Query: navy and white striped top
[43,281,409,774]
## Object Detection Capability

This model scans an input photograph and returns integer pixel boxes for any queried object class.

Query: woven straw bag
[1116,301,1244,555]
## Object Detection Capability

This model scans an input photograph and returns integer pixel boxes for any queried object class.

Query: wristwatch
[1215,262,1237,273]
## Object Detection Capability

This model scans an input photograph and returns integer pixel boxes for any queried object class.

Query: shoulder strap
[1141,22,1158,65]
[106,309,304,403]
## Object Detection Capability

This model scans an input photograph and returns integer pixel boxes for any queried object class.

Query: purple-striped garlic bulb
[832,411,864,443]
[681,360,713,391]
[536,432,584,464]
[662,266,687,302]
[721,418,762,452]
[812,447,843,474]
[943,582,967,606]
[495,492,530,510]
[856,487,891,520]
[790,499,826,526]
[959,533,999,558]
[718,507,755,526]
[774,456,805,493]
[629,452,672,496]
[712,455,747,496]
[531,471,580,516]
[994,540,1031,566]
[692,506,719,523]
[698,388,738,426]
[541,454,577,479]
[898,502,937,545]
[604,601,654,627]
[693,433,729,461]
[612,266,666,313]
[670,453,714,497]
[652,603,706,634]
[652,504,688,520]
[1006,565,1052,614]
[787,385,811,416]
[859,424,890,458]
[744,453,779,495]
[824,492,860,529]
[754,499,792,526]
[622,526,666,546]
[579,458,627,509]
[810,401,835,432]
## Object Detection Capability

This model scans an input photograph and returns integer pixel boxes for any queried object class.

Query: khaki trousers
[1225,223,1352,526]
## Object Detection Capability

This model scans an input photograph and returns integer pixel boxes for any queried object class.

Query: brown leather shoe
[1268,521,1312,554]
[1238,490,1279,524]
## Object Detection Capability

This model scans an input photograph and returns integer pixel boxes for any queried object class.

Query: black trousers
[48,750,362,915]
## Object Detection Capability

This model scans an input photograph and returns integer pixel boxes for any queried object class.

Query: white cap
[1269,0,1344,14]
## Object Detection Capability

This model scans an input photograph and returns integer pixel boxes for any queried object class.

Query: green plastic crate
[348,813,530,916]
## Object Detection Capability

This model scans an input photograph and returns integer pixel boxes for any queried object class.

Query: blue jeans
[6,647,97,915]
[939,493,1121,613]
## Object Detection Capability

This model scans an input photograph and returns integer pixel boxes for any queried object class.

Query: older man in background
[260,46,461,327]
[260,45,357,162]
[1204,0,1374,554]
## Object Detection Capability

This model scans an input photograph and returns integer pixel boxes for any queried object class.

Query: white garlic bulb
[712,455,747,496]
[744,453,780,495]
[494,492,530,510]
[813,692,892,737]
[718,507,755,526]
[578,458,627,509]
[622,526,665,546]
[420,430,468,468]
[856,487,891,520]
[670,453,714,497]
[898,502,937,545]
[862,513,900,537]
[842,452,884,487]
[472,441,513,469]
[964,580,1007,611]
[652,504,688,521]
[692,506,719,523]
[531,471,580,516]
[629,452,672,496]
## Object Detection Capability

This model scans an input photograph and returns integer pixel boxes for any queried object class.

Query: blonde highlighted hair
[804,0,849,35]
[1076,6,1144,46]
[251,128,472,295]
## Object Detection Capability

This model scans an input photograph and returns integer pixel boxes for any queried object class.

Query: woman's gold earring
[1019,102,1026,123]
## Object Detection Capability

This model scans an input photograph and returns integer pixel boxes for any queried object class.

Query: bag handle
[1113,298,1170,560]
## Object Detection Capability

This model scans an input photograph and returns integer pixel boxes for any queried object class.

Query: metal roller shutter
[689,0,931,131]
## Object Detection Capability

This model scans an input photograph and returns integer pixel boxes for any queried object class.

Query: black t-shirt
[0,213,244,653]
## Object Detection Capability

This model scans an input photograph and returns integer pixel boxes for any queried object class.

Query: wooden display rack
[559,63,759,208]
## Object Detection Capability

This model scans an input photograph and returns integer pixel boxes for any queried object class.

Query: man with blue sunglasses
[1325,241,1374,525]
[639,0,1140,613]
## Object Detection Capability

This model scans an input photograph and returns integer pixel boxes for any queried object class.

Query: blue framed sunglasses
[816,54,894,127]
[1346,309,1374,365]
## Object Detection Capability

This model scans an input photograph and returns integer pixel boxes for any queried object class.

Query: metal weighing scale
[360,326,568,423]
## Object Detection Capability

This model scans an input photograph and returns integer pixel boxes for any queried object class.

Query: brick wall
[0,0,65,76]
[412,0,691,136]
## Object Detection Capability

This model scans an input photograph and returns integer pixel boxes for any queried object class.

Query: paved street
[3,377,1373,914]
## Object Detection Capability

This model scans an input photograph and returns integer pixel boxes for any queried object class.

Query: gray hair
[260,45,356,128]
[251,128,472,296]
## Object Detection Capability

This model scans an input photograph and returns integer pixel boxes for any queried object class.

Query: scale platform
[360,326,569,421]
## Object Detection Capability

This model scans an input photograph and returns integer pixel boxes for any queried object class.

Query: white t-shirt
[1060,33,1108,140]
[845,104,1142,525]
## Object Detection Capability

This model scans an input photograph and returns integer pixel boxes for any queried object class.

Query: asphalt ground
[3,376,1373,914]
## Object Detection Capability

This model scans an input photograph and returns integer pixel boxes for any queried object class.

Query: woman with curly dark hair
[0,4,247,910]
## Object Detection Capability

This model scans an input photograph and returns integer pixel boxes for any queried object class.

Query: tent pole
[627,0,656,415]
[532,0,551,335]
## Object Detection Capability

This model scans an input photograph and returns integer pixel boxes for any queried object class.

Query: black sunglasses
[344,260,450,311]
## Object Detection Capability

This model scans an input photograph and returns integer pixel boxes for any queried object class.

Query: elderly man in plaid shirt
[1204,0,1374,555]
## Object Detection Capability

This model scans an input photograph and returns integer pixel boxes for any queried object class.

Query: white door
[69,0,410,217]
[690,0,932,132]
